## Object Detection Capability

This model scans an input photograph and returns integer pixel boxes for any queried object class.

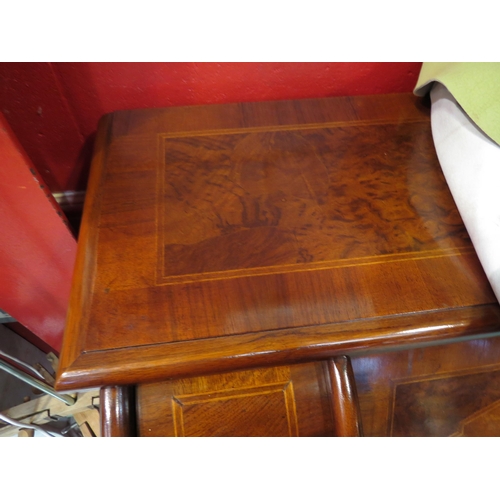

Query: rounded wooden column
[100,386,136,437]
[328,356,364,437]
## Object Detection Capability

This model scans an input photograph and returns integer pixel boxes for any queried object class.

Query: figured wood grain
[137,362,334,437]
[158,122,467,283]
[351,333,500,436]
[391,365,500,437]
[56,93,500,392]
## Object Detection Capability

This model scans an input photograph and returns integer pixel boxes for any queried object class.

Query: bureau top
[56,93,500,391]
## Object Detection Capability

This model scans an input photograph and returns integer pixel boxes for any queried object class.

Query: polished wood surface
[137,361,336,437]
[328,357,363,436]
[135,356,363,437]
[57,304,500,390]
[352,334,500,436]
[56,94,500,402]
[100,386,136,437]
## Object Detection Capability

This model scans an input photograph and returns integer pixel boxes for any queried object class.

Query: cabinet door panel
[352,336,500,436]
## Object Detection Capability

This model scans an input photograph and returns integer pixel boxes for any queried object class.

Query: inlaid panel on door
[137,362,335,437]
[351,335,500,436]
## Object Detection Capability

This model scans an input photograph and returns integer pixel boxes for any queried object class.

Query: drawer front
[137,362,335,437]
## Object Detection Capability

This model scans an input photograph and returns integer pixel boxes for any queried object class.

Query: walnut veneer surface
[55,93,500,396]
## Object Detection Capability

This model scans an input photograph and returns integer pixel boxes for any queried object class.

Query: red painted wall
[0,113,77,352]
[1,62,422,193]
[0,63,86,193]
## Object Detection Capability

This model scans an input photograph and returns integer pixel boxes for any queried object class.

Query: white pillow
[430,82,500,302]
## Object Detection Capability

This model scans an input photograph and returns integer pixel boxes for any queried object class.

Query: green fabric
[414,62,500,145]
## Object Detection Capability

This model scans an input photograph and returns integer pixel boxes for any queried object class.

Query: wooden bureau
[55,93,500,436]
